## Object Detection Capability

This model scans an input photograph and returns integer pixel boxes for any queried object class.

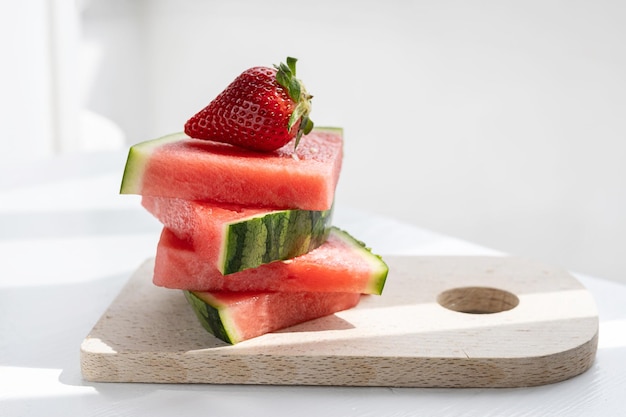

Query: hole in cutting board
[437,286,519,314]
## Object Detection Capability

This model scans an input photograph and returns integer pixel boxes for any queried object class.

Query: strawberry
[184,57,314,152]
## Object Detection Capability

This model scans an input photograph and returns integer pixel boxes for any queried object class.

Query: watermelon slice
[154,227,389,294]
[142,196,333,275]
[185,289,360,344]
[120,127,343,211]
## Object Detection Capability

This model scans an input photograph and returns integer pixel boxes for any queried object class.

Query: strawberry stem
[286,57,297,75]
[274,57,314,149]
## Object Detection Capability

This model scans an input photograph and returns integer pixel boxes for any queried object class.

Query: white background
[1,0,625,284]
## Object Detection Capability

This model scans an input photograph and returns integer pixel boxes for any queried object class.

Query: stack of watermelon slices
[120,127,389,344]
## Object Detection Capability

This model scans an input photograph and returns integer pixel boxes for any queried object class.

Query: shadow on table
[0,271,129,375]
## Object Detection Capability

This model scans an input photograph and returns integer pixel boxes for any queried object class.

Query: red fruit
[184,57,314,152]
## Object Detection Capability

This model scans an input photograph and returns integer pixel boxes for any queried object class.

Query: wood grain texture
[80,256,598,387]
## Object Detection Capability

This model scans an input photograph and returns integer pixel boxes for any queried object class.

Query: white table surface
[1,151,625,417]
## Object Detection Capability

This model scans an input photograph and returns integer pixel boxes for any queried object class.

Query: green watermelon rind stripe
[119,132,189,194]
[220,206,334,275]
[330,227,389,295]
[184,290,239,344]
[310,126,343,135]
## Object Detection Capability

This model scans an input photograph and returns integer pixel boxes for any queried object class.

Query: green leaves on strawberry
[184,57,314,152]
[274,57,314,149]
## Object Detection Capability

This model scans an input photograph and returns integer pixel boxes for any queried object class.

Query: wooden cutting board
[80,256,598,388]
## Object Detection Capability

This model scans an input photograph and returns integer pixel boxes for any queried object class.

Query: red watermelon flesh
[154,227,388,295]
[185,289,361,344]
[121,128,343,211]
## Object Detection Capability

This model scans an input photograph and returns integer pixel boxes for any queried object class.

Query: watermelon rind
[184,290,239,344]
[220,205,333,274]
[309,126,343,135]
[119,132,188,194]
[331,227,389,295]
